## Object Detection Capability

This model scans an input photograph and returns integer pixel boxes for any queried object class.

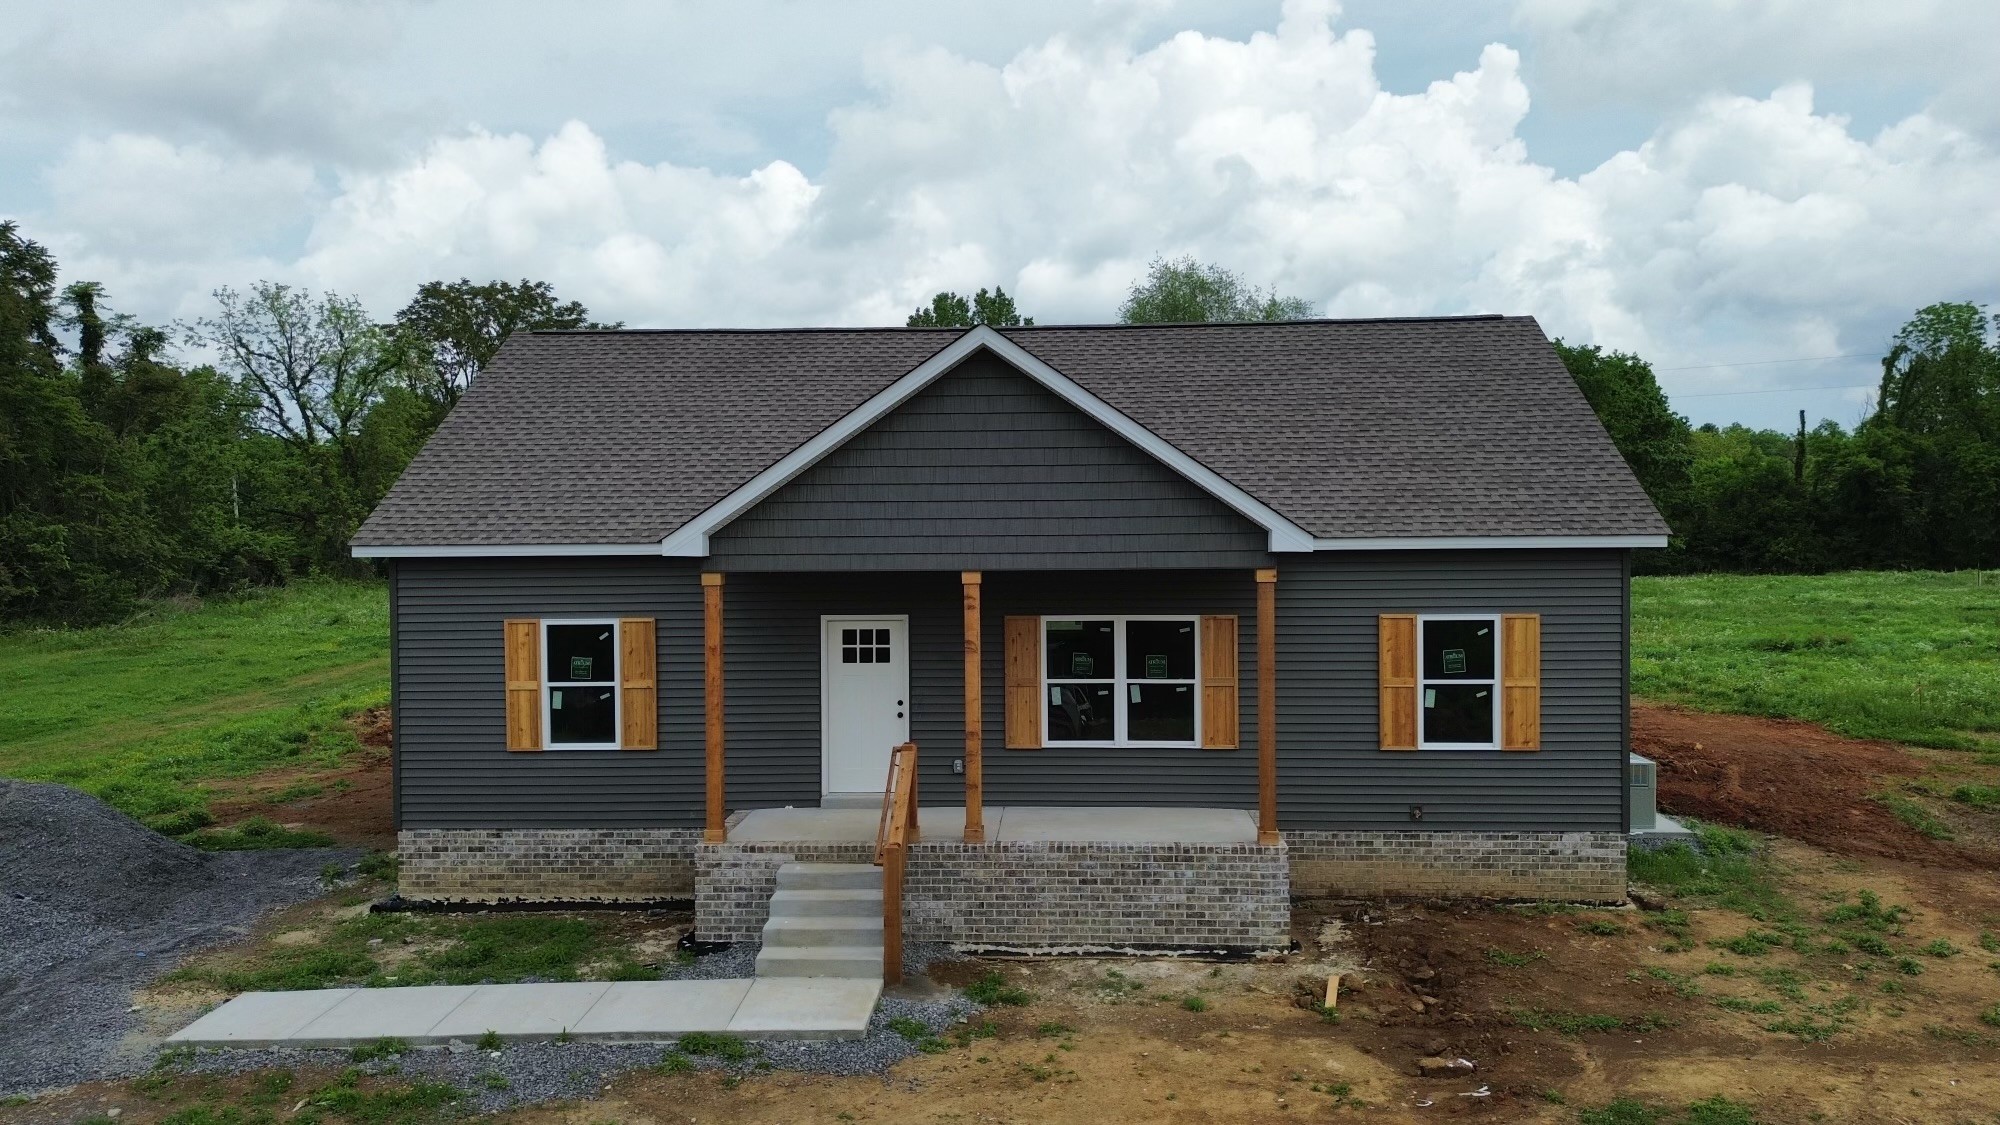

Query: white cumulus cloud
[15,0,2000,427]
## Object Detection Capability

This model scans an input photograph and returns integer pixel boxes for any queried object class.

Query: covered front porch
[695,567,1285,847]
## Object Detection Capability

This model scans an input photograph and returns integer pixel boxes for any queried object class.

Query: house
[351,317,1668,952]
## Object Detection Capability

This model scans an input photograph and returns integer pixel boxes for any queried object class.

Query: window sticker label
[551,690,564,709]
[1442,648,1466,674]
[1050,685,1062,705]
[1424,688,1436,708]
[1145,654,1169,679]
[1130,685,1141,703]
[569,656,594,681]
[1070,653,1095,676]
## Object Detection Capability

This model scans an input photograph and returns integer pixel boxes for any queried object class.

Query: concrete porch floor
[724,805,1260,845]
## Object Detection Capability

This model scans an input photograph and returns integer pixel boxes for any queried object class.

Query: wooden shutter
[1377,614,1417,750]
[619,617,658,750]
[1502,613,1542,751]
[504,618,543,752]
[1003,615,1042,749]
[1199,615,1239,749]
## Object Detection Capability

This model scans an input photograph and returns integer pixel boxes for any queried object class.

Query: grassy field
[1632,570,2000,751]
[0,580,388,833]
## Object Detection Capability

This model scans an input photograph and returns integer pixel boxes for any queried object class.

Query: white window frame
[1415,613,1502,750]
[541,617,622,751]
[1039,615,1201,748]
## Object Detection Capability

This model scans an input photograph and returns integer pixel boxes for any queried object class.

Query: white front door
[822,616,910,796]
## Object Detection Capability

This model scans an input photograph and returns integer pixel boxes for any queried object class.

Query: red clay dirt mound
[1633,702,1988,869]
[205,706,396,851]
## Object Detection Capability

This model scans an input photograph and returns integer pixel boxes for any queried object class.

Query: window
[1418,615,1499,748]
[840,627,892,664]
[544,619,620,748]
[1043,617,1198,745]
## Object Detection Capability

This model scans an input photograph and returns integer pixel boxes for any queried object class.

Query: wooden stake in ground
[1324,973,1341,1008]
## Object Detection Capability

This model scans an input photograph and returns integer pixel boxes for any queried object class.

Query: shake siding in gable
[1273,549,1628,832]
[394,557,706,828]
[706,352,1271,572]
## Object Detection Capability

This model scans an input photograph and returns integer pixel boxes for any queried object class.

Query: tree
[906,286,1034,328]
[1553,341,1695,522]
[192,283,400,563]
[1117,256,1314,324]
[1874,301,1998,439]
[393,278,612,412]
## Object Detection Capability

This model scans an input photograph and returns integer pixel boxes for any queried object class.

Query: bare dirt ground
[1635,701,2000,869]
[9,705,1998,1124]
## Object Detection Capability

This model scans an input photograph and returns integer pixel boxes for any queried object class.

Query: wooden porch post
[1255,567,1279,845]
[961,571,985,843]
[702,572,726,842]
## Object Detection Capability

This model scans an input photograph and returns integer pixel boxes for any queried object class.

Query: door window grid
[840,627,892,664]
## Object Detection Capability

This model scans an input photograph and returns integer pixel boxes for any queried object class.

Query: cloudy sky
[4,0,1997,430]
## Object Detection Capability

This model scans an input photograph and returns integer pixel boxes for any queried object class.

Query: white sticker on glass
[1423,688,1436,708]
[551,690,564,710]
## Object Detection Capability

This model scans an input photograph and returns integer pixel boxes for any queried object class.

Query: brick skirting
[1285,829,1627,902]
[695,839,1293,951]
[396,826,1626,917]
[397,828,701,902]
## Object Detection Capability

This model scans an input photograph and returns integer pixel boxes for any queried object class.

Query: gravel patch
[0,780,361,1096]
[166,942,981,1113]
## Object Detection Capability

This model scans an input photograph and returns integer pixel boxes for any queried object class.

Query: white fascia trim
[350,543,664,559]
[660,325,1318,557]
[1308,535,1669,551]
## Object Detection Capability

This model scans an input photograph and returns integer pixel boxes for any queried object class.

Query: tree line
[3,227,1993,624]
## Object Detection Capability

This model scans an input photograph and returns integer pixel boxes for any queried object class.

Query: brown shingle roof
[352,316,1668,547]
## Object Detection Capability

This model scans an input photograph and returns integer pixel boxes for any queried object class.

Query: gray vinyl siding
[391,551,1627,832]
[394,557,707,829]
[707,352,1270,572]
[1273,549,1628,831]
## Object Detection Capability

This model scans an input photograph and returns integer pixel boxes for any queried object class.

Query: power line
[1674,382,1877,399]
[1658,352,1878,372]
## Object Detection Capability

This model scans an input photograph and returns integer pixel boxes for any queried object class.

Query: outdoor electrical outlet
[953,758,965,774]
[1409,805,1424,821]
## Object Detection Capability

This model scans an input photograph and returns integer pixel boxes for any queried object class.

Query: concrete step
[761,914,884,948]
[766,889,882,919]
[754,945,886,979]
[775,862,883,891]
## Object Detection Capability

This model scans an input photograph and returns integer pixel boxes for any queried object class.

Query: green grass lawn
[0,580,389,833]
[1633,570,2000,751]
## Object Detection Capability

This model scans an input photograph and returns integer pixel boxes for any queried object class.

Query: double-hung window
[543,619,620,749]
[1043,617,1199,746]
[1417,615,1499,749]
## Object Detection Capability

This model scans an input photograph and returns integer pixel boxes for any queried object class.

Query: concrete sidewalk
[168,977,881,1048]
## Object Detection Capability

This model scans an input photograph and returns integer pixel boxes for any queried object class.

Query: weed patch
[1484,947,1546,967]
[675,1032,754,1062]
[964,970,1030,1006]
[1949,784,1999,809]
[1627,826,1791,921]
[185,817,336,851]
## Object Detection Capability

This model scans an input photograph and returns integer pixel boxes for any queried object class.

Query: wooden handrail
[874,742,918,985]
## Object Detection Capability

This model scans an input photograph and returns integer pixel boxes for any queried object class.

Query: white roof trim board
[658,326,1315,557]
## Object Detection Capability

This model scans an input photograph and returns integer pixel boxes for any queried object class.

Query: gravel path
[0,780,361,1096]
[169,943,981,1114]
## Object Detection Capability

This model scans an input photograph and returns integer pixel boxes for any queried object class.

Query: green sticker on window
[1069,652,1095,676]
[1424,688,1436,708]
[569,656,594,681]
[1442,648,1466,675]
[1145,654,1169,679]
